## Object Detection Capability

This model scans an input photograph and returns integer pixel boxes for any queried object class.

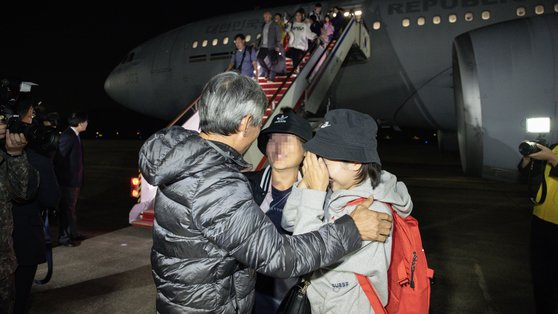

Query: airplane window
[448,14,457,23]
[202,40,208,47]
[257,33,261,40]
[555,3,558,12]
[223,37,229,45]
[212,38,218,46]
[373,21,381,30]
[464,12,473,22]
[417,17,425,26]
[192,41,198,49]
[516,7,526,16]
[535,5,544,15]
[246,34,252,42]
[402,18,410,27]
[433,16,441,24]
[481,11,491,20]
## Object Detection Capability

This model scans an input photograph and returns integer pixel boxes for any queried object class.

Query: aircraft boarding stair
[130,17,370,228]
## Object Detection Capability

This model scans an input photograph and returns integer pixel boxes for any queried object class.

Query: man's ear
[239,115,253,133]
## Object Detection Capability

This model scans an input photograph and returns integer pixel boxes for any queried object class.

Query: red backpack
[350,199,434,314]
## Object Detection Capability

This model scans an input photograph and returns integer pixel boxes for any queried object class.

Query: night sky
[0,1,304,139]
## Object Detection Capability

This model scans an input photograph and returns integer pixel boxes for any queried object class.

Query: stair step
[131,218,154,229]
[139,208,154,220]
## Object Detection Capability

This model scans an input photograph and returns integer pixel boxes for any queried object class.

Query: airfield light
[355,10,362,16]
[526,117,550,133]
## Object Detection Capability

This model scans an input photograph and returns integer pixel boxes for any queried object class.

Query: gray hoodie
[282,170,413,314]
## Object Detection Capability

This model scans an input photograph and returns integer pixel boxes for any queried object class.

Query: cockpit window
[121,52,135,64]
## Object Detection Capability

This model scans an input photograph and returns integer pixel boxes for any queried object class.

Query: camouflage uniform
[0,150,38,314]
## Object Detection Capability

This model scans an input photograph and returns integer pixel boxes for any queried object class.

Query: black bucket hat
[303,109,381,164]
[258,111,313,155]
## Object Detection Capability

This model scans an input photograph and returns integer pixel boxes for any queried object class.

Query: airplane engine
[452,14,558,180]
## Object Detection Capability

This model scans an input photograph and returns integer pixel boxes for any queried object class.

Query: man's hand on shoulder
[350,197,392,242]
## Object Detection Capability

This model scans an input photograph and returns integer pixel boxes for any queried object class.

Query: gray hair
[198,72,267,135]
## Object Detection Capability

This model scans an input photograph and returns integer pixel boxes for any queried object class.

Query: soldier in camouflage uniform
[0,121,38,314]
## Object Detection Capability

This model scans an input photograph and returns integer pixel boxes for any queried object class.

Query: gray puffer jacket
[139,127,362,313]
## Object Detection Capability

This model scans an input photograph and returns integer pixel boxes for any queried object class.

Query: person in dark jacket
[257,11,283,82]
[138,72,393,313]
[245,109,312,313]
[11,99,61,313]
[54,112,87,246]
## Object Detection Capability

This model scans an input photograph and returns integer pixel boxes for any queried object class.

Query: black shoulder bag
[276,275,312,314]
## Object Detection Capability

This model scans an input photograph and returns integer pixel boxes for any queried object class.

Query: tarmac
[26,139,536,313]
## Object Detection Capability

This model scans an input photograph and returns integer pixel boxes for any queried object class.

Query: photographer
[0,118,38,314]
[11,95,60,313]
[518,141,558,314]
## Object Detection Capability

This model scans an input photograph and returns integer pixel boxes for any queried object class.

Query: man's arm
[191,174,361,279]
[57,132,74,158]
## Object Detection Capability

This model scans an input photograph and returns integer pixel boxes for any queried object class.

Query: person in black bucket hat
[244,108,313,313]
[303,108,381,164]
[281,108,414,314]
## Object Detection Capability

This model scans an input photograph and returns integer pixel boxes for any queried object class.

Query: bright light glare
[355,10,362,16]
[526,117,551,133]
[344,12,350,17]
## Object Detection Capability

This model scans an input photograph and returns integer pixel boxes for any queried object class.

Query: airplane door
[152,31,179,73]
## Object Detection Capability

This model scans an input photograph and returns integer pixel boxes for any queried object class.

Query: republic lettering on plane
[387,0,527,14]
[205,19,261,35]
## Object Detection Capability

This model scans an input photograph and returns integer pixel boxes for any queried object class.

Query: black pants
[530,215,558,314]
[14,265,38,314]
[58,186,80,241]
[286,48,305,69]
[257,48,278,78]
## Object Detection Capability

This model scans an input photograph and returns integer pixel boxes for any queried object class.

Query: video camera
[0,78,59,154]
[518,140,542,156]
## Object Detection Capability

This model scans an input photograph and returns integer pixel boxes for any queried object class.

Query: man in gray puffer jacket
[139,72,393,313]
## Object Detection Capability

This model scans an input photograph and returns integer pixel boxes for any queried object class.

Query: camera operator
[518,141,558,314]
[0,117,38,314]
[10,95,60,313]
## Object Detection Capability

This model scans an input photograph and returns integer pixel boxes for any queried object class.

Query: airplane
[104,0,558,181]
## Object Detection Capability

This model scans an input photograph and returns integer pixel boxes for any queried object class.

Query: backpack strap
[344,197,389,314]
[356,274,388,314]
